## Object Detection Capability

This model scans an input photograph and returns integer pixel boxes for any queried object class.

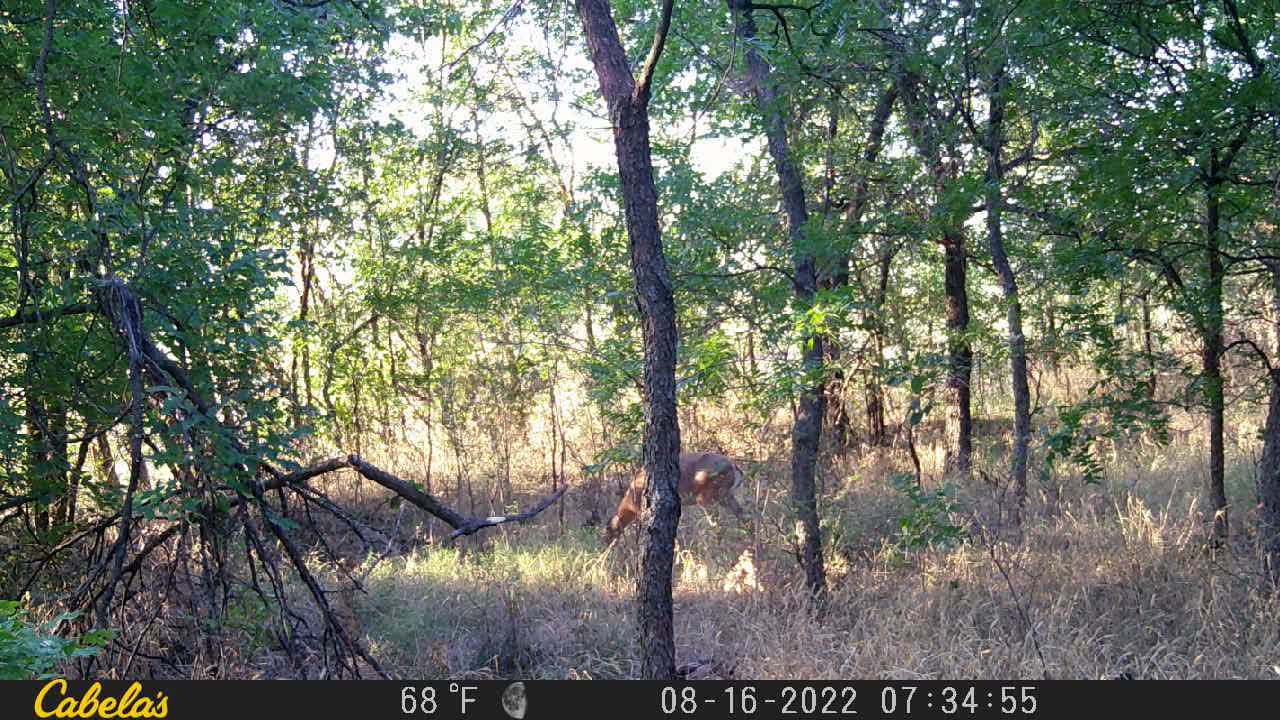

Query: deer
[602,451,748,545]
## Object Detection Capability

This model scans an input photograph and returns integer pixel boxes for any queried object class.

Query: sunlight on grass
[282,407,1280,680]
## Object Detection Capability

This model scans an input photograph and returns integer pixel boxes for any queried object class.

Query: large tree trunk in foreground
[984,64,1029,523]
[729,0,826,607]
[575,0,682,678]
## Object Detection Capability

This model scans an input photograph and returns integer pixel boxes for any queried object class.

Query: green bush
[0,600,114,680]
[890,473,968,553]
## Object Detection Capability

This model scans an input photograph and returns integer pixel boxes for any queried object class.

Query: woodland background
[1,0,1279,680]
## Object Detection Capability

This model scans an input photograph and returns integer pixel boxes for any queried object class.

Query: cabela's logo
[33,680,168,719]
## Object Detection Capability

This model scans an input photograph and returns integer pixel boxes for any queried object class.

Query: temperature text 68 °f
[400,684,479,715]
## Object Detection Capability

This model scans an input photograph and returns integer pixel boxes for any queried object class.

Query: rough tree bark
[942,228,973,475]
[984,63,1030,524]
[728,0,826,607]
[574,0,683,678]
[1203,151,1227,544]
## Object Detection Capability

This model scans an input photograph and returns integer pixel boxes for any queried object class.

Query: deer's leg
[699,494,720,529]
[721,491,748,526]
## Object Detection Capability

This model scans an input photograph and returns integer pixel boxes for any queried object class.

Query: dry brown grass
[313,412,1280,680]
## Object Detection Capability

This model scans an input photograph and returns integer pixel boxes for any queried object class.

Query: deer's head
[599,451,747,545]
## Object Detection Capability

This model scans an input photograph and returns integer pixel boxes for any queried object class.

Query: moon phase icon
[501,682,527,719]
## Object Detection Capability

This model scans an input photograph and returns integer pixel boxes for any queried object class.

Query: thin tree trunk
[866,245,894,447]
[95,434,120,487]
[1204,152,1227,544]
[296,122,318,418]
[729,0,826,607]
[1045,302,1063,390]
[984,63,1029,524]
[548,377,562,532]
[1261,376,1280,585]
[943,228,973,475]
[899,73,973,475]
[48,398,67,501]
[1261,264,1280,586]
[575,0,682,679]
[1141,291,1157,399]
[58,433,91,527]
[25,367,53,535]
[1196,104,1252,545]
[555,381,567,533]
[836,83,897,450]
[860,87,897,450]
[820,97,851,450]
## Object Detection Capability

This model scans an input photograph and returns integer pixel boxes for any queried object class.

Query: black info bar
[0,679,1271,719]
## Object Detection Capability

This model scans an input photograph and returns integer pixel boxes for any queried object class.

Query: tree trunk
[820,98,851,451]
[1261,377,1280,585]
[57,433,90,527]
[1141,291,1157,399]
[984,64,1029,524]
[729,0,826,607]
[1261,265,1280,586]
[846,84,897,450]
[899,74,973,475]
[25,384,50,535]
[575,0,682,679]
[25,357,67,536]
[825,360,851,450]
[47,399,67,509]
[1204,154,1227,544]
[943,228,973,475]
[95,434,119,486]
[866,245,894,448]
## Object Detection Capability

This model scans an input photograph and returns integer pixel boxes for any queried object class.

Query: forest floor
[255,417,1280,680]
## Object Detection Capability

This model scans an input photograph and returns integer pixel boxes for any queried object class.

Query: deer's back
[626,452,740,503]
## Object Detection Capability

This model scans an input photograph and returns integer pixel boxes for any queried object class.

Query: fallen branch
[120,523,186,577]
[280,454,568,541]
[448,484,569,539]
[346,455,471,530]
[262,456,351,490]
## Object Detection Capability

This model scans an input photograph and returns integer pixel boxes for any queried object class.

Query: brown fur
[602,451,748,544]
